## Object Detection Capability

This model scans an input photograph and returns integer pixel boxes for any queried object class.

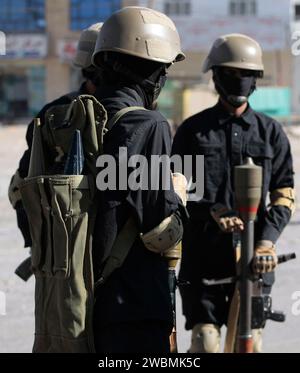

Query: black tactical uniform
[93,85,181,353]
[172,102,294,329]
[91,6,185,353]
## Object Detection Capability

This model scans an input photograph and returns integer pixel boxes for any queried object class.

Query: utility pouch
[20,174,95,352]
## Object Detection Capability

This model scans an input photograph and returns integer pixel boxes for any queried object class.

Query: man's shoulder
[178,106,216,133]
[250,108,284,133]
[33,91,80,126]
[119,107,169,129]
[43,91,79,111]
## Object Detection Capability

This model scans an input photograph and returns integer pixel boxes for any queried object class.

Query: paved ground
[0,124,300,353]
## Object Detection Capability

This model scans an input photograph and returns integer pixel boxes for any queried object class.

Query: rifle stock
[164,243,182,353]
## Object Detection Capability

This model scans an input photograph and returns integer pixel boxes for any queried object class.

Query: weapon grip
[268,310,286,322]
[15,256,33,282]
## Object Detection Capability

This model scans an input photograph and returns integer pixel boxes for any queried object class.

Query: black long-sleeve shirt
[93,85,181,326]
[172,102,294,279]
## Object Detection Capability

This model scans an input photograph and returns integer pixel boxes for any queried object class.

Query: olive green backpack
[20,95,145,352]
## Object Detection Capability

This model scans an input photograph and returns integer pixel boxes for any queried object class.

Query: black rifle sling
[95,106,148,287]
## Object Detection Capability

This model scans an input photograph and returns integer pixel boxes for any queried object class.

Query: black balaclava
[99,52,169,109]
[213,67,257,107]
[82,65,103,87]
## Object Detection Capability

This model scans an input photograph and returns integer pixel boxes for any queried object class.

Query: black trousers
[94,320,172,353]
[180,272,274,330]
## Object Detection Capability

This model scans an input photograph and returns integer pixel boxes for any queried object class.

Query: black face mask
[102,52,169,108]
[134,66,168,108]
[214,69,256,107]
[150,73,167,102]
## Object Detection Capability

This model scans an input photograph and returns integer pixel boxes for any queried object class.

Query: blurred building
[132,0,295,121]
[0,0,299,123]
[290,0,300,117]
[0,0,122,121]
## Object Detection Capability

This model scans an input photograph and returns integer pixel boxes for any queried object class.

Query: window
[164,0,191,16]
[229,0,256,16]
[295,4,300,21]
[0,0,45,33]
[71,0,121,31]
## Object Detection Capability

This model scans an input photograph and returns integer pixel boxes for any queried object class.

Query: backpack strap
[66,91,80,101]
[95,216,139,288]
[95,106,148,288]
[106,106,148,131]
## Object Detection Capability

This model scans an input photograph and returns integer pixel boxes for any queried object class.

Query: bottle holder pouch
[20,175,92,278]
[20,175,95,352]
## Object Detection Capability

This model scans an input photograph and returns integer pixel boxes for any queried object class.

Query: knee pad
[252,328,263,353]
[189,323,220,353]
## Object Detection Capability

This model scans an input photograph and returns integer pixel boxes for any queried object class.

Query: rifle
[251,253,296,329]
[164,244,182,353]
[203,253,296,320]
[15,256,33,282]
[203,157,296,353]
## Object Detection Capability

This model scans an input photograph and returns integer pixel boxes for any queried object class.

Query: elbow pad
[270,187,296,215]
[172,172,188,206]
[140,212,183,254]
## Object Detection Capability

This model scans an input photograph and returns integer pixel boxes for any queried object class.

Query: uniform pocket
[246,142,273,163]
[197,143,224,187]
[48,180,70,277]
[20,178,44,272]
[245,142,273,192]
[20,175,92,278]
[197,143,222,156]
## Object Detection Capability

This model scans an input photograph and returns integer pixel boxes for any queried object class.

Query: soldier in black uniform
[91,7,186,353]
[172,34,295,353]
[8,23,103,249]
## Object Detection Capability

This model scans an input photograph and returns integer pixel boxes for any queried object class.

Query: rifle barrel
[278,253,296,264]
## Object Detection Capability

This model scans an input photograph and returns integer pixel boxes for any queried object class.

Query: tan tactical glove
[210,203,244,233]
[172,172,188,206]
[252,240,278,274]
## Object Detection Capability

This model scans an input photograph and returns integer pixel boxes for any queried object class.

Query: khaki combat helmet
[73,23,103,69]
[92,6,185,66]
[202,33,264,77]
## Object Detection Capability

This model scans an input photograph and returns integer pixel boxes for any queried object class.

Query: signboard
[57,40,78,63]
[174,17,287,52]
[3,34,47,59]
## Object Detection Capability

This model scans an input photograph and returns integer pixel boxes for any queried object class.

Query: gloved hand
[172,172,188,206]
[210,203,244,233]
[252,240,277,274]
